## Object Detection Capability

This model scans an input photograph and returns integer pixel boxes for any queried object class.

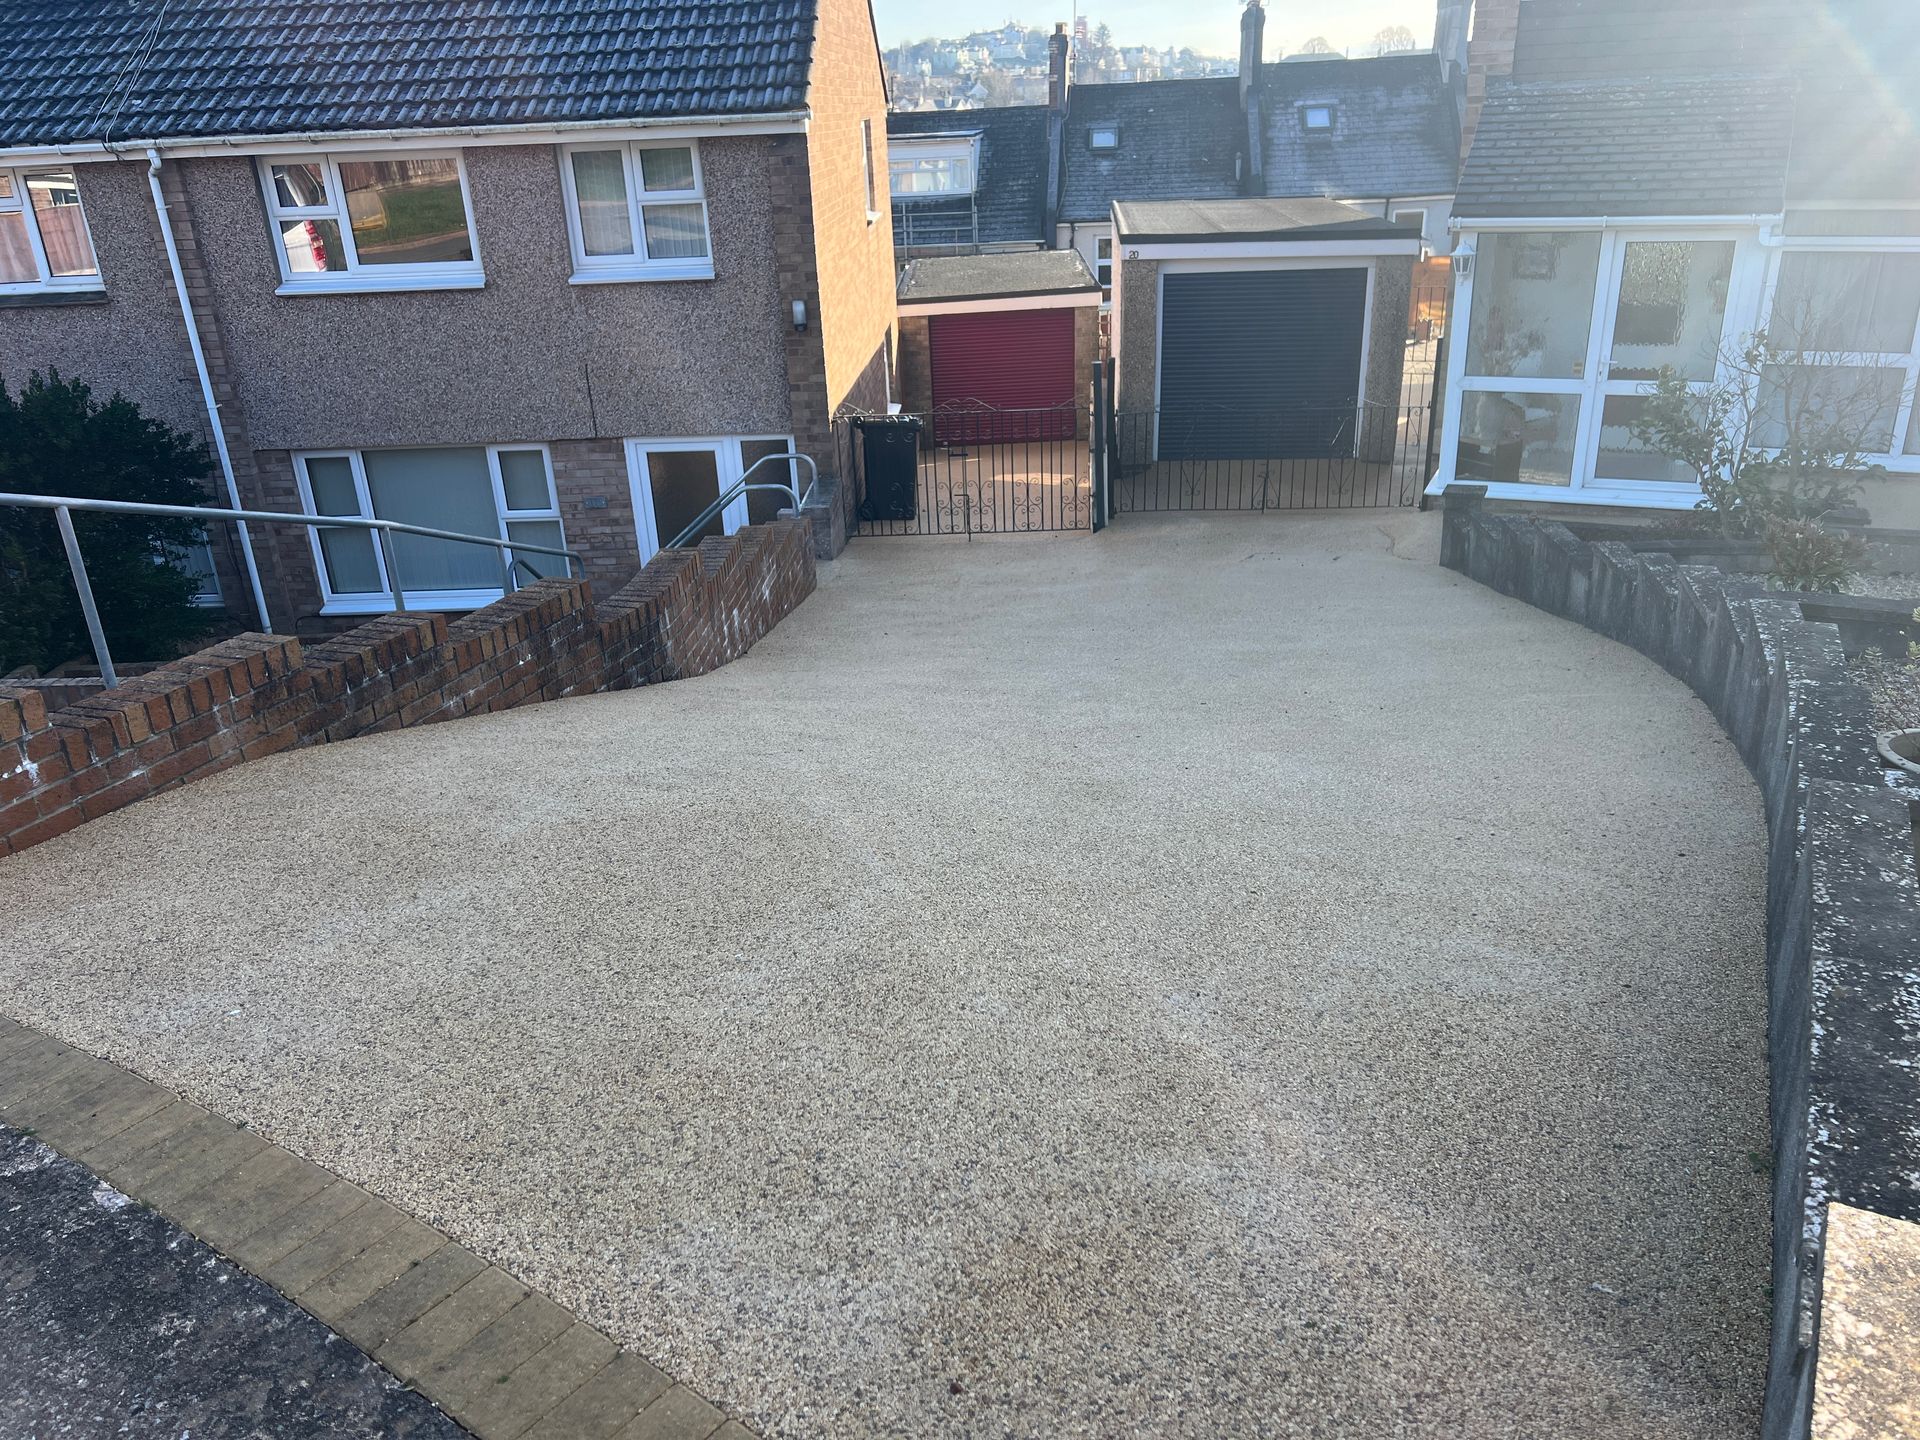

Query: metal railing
[0,491,585,689]
[1105,400,1438,513]
[662,452,819,551]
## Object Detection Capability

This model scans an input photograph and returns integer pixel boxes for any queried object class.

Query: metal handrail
[662,452,820,552]
[0,490,586,689]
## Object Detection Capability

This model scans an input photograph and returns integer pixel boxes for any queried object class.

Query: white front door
[626,437,799,562]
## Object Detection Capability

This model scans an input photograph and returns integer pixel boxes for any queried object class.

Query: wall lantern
[1451,241,1475,281]
[792,299,808,333]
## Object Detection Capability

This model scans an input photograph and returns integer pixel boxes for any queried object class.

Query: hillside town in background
[886,13,1423,109]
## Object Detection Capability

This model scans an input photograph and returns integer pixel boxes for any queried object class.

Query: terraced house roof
[0,0,821,149]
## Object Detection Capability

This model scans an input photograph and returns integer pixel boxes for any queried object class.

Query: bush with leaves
[1628,331,1898,542]
[1763,518,1868,593]
[0,370,219,674]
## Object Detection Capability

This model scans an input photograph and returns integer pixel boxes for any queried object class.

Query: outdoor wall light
[1451,242,1475,281]
[792,299,808,333]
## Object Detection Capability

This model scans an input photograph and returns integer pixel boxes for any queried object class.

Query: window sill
[275,273,485,297]
[0,286,108,309]
[568,262,716,285]
[321,588,504,616]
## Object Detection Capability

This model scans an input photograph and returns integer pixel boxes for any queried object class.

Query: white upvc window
[258,152,482,294]
[294,444,567,614]
[560,141,713,283]
[1445,226,1761,501]
[861,118,881,221]
[1757,248,1920,461]
[0,167,102,294]
[888,136,978,197]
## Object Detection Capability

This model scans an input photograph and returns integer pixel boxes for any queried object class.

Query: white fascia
[1122,239,1423,260]
[899,292,1103,316]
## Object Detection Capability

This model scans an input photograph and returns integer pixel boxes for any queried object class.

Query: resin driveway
[0,513,1770,1439]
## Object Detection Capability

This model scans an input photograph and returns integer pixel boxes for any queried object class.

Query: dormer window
[1089,125,1120,151]
[1301,105,1335,132]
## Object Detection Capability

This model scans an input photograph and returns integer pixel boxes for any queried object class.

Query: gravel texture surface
[0,512,1770,1439]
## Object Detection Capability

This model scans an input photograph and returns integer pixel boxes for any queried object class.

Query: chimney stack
[1049,22,1071,114]
[1434,0,1471,84]
[1238,1,1265,108]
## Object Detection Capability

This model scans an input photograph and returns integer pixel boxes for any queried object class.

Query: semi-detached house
[0,0,895,629]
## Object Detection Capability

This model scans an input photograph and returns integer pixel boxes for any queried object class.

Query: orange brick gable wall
[805,0,897,427]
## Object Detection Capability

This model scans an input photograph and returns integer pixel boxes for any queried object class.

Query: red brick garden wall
[0,518,815,858]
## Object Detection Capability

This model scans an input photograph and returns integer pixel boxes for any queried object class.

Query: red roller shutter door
[929,308,1076,442]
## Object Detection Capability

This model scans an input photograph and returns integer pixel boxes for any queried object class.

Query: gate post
[1091,360,1108,532]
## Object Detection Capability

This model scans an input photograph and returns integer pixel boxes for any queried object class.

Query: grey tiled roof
[888,106,1050,244]
[0,0,819,148]
[1453,76,1795,219]
[1058,77,1246,223]
[1258,53,1459,202]
[897,249,1100,304]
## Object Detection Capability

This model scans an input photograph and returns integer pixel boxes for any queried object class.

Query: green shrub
[1763,519,1867,593]
[0,371,219,674]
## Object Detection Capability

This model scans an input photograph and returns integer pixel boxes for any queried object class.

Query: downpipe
[145,147,272,631]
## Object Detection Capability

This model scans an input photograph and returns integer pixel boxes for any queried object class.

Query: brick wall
[1461,0,1522,160]
[804,0,900,538]
[0,518,815,859]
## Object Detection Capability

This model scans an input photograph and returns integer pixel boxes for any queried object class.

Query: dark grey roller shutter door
[1157,268,1369,459]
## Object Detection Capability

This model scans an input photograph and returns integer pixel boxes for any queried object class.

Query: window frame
[887,136,979,199]
[292,443,566,614]
[257,150,483,295]
[861,118,881,222]
[557,139,715,284]
[625,435,798,562]
[1755,245,1920,464]
[1088,124,1120,151]
[1301,105,1336,133]
[1094,235,1113,290]
[0,165,104,295]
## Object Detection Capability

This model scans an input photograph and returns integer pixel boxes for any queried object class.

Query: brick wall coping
[1441,486,1920,1440]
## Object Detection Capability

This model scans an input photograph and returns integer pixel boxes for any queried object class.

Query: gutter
[2,109,813,165]
[1449,213,1781,231]
[144,148,271,631]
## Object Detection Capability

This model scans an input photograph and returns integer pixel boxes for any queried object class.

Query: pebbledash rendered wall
[0,518,814,859]
[1440,487,1920,1440]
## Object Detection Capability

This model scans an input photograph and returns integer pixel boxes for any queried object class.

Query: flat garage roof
[897,249,1103,307]
[1112,196,1420,245]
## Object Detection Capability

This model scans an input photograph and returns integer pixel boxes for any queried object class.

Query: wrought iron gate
[840,404,1094,536]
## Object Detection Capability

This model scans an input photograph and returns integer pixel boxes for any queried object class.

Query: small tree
[1371,24,1418,53]
[1296,35,1335,54]
[1630,329,1903,539]
[0,371,219,674]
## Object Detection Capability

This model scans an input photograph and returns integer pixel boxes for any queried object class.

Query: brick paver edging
[0,1016,756,1440]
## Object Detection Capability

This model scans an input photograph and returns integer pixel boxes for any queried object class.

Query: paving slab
[0,512,1772,1438]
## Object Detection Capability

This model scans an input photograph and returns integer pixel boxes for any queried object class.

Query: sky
[872,0,1440,59]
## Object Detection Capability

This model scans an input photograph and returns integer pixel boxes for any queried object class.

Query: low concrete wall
[0,518,816,859]
[1440,487,1920,1440]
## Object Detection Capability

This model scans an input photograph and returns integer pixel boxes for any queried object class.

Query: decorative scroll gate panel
[842,404,1095,537]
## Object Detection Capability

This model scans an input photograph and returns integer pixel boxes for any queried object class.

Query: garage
[931,309,1075,428]
[1110,197,1423,463]
[895,251,1103,444]
[1159,268,1368,458]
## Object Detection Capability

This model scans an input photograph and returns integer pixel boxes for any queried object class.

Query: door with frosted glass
[1588,237,1738,490]
[630,443,749,561]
